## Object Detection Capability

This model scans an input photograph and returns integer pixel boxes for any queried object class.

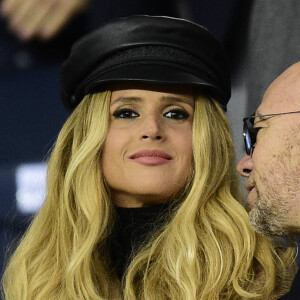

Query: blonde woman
[1,16,295,299]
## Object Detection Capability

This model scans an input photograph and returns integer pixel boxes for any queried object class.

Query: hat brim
[79,64,225,108]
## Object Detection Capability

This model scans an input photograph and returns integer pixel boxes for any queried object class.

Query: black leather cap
[60,15,231,112]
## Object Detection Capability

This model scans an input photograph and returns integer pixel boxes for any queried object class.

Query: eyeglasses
[243,110,300,156]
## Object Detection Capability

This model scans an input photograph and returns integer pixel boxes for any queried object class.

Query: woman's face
[101,85,194,207]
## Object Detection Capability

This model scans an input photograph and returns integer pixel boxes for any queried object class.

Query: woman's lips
[129,150,172,166]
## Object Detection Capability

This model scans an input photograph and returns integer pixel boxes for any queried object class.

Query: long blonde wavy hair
[1,91,295,299]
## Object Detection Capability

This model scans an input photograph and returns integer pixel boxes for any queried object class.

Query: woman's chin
[111,187,177,207]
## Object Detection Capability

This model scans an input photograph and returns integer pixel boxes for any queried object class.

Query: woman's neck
[109,202,170,279]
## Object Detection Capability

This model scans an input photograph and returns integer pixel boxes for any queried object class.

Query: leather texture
[60,15,231,112]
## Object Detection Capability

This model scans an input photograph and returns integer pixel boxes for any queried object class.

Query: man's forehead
[258,76,300,114]
[257,98,300,117]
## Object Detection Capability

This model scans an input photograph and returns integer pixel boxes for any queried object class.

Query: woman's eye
[113,108,139,119]
[164,109,190,120]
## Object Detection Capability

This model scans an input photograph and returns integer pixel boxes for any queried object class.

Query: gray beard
[249,126,300,237]
[248,191,290,237]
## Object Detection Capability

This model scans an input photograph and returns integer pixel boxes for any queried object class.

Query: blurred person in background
[242,1,300,117]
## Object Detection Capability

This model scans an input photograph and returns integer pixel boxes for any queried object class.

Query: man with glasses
[237,62,300,298]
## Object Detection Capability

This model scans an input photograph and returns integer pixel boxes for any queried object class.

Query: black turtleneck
[109,203,170,279]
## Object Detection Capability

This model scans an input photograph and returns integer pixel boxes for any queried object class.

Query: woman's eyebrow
[161,96,194,107]
[111,96,142,105]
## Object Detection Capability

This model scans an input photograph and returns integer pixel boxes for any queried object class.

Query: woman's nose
[236,155,253,177]
[140,115,163,141]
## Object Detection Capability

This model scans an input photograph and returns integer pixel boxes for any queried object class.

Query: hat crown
[60,15,231,112]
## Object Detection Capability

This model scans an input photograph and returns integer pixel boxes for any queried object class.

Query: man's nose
[236,155,253,177]
[140,115,164,141]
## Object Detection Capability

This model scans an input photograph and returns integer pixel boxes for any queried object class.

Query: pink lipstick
[129,150,172,166]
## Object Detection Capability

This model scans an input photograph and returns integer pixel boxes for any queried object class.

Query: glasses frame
[243,110,300,156]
